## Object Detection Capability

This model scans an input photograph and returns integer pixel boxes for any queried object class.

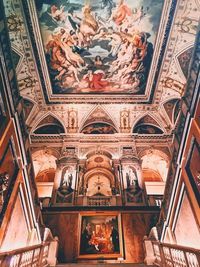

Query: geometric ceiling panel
[11,49,21,69]
[37,114,63,128]
[34,114,65,134]
[11,46,24,74]
[177,47,193,78]
[163,99,180,124]
[135,114,160,127]
[82,106,116,129]
[23,98,34,120]
[35,0,165,97]
[133,114,163,134]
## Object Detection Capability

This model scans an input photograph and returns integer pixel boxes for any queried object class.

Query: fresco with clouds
[36,0,164,94]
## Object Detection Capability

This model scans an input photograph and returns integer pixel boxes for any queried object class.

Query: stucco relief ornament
[120,110,130,133]
[0,173,9,207]
[7,13,23,33]
[68,109,78,133]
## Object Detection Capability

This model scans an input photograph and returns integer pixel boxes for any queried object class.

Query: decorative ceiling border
[21,0,177,104]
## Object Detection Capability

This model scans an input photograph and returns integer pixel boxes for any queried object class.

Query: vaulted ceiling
[3,0,200,159]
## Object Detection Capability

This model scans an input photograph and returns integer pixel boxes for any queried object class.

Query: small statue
[58,172,73,196]
[112,187,117,195]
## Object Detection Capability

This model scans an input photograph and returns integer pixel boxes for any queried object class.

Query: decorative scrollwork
[7,13,23,32]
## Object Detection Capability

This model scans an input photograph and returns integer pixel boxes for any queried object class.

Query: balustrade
[0,242,50,267]
[152,241,200,267]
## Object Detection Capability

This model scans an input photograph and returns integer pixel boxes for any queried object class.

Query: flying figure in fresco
[49,5,66,22]
[66,7,81,31]
[111,0,132,26]
[79,4,99,44]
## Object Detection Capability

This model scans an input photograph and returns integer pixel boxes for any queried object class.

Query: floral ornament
[7,13,23,32]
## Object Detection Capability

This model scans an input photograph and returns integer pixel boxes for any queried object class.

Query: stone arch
[132,113,165,134]
[32,147,61,160]
[79,105,119,133]
[82,151,116,196]
[32,149,58,177]
[36,168,56,182]
[86,150,113,160]
[84,167,115,196]
[138,148,170,163]
[142,169,163,182]
[79,147,117,161]
[139,148,170,182]
[84,168,115,186]
[31,112,66,134]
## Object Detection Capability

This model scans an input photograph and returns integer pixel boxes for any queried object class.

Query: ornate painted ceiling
[35,0,164,96]
[2,0,200,159]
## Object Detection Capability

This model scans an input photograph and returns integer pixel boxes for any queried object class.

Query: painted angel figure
[112,0,132,26]
[49,5,66,23]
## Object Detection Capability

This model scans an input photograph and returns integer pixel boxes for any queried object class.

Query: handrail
[0,241,50,267]
[0,242,50,257]
[152,241,200,254]
[151,240,200,267]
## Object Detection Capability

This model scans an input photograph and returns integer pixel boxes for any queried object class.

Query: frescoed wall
[82,122,117,134]
[36,0,164,94]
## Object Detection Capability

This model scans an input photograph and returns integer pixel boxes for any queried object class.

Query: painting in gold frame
[78,212,123,259]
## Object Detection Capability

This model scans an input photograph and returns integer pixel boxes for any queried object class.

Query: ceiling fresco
[36,0,164,95]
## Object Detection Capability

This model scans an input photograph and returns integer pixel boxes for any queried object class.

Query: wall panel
[43,212,156,263]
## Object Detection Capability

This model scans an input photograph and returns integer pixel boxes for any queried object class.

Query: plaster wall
[174,192,200,249]
[1,194,30,251]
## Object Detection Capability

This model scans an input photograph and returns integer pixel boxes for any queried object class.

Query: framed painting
[78,212,123,259]
[185,137,200,206]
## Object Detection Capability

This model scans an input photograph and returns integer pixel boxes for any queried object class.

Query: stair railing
[152,241,200,267]
[0,241,50,267]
